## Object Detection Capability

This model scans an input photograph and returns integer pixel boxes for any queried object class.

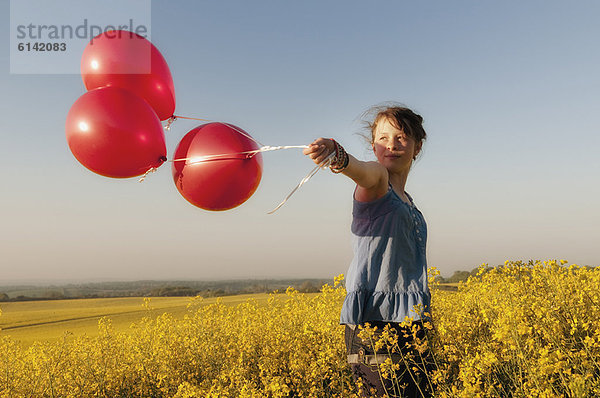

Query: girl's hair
[363,103,427,146]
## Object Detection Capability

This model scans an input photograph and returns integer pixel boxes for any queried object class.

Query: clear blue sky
[1,0,599,283]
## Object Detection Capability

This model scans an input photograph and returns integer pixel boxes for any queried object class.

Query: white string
[171,145,308,165]
[163,116,177,131]
[138,166,159,183]
[159,114,334,213]
[267,151,336,214]
[138,143,334,214]
[221,122,264,147]
[138,145,309,182]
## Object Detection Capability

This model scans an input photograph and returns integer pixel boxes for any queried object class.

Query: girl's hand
[304,137,388,202]
[303,138,335,166]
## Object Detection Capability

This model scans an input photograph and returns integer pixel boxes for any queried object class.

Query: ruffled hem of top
[339,289,431,325]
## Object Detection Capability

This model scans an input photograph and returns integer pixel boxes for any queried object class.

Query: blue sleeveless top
[340,187,430,325]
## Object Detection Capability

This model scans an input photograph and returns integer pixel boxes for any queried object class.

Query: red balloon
[81,30,175,121]
[66,86,167,178]
[172,123,263,211]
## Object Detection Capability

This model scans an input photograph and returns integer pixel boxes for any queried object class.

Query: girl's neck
[388,170,410,203]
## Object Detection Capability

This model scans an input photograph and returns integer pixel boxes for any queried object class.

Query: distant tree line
[0,278,328,302]
[1,263,596,302]
[437,270,476,284]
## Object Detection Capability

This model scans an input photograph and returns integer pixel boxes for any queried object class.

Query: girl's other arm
[303,138,388,202]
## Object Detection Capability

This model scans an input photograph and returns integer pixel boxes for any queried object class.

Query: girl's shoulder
[353,166,389,203]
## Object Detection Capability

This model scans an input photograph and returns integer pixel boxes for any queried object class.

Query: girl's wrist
[329,139,349,173]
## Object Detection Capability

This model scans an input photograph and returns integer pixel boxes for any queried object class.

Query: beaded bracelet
[329,139,349,173]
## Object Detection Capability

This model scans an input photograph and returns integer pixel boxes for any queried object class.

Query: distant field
[0,294,272,346]
[0,286,456,346]
[436,282,460,291]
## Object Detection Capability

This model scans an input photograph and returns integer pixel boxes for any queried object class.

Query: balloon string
[163,116,177,131]
[162,115,332,213]
[170,145,308,165]
[267,151,336,214]
[171,115,212,122]
[164,115,264,147]
[164,115,212,131]
[222,121,264,147]
[138,166,159,183]
[139,145,308,183]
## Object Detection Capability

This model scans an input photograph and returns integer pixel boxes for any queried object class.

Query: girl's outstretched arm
[303,137,388,202]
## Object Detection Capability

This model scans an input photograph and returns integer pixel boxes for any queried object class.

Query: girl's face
[372,117,421,172]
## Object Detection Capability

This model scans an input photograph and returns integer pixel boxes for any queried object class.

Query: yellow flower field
[0,295,273,346]
[0,260,599,397]
[427,260,600,397]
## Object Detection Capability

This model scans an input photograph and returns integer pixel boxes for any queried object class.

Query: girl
[304,105,432,397]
